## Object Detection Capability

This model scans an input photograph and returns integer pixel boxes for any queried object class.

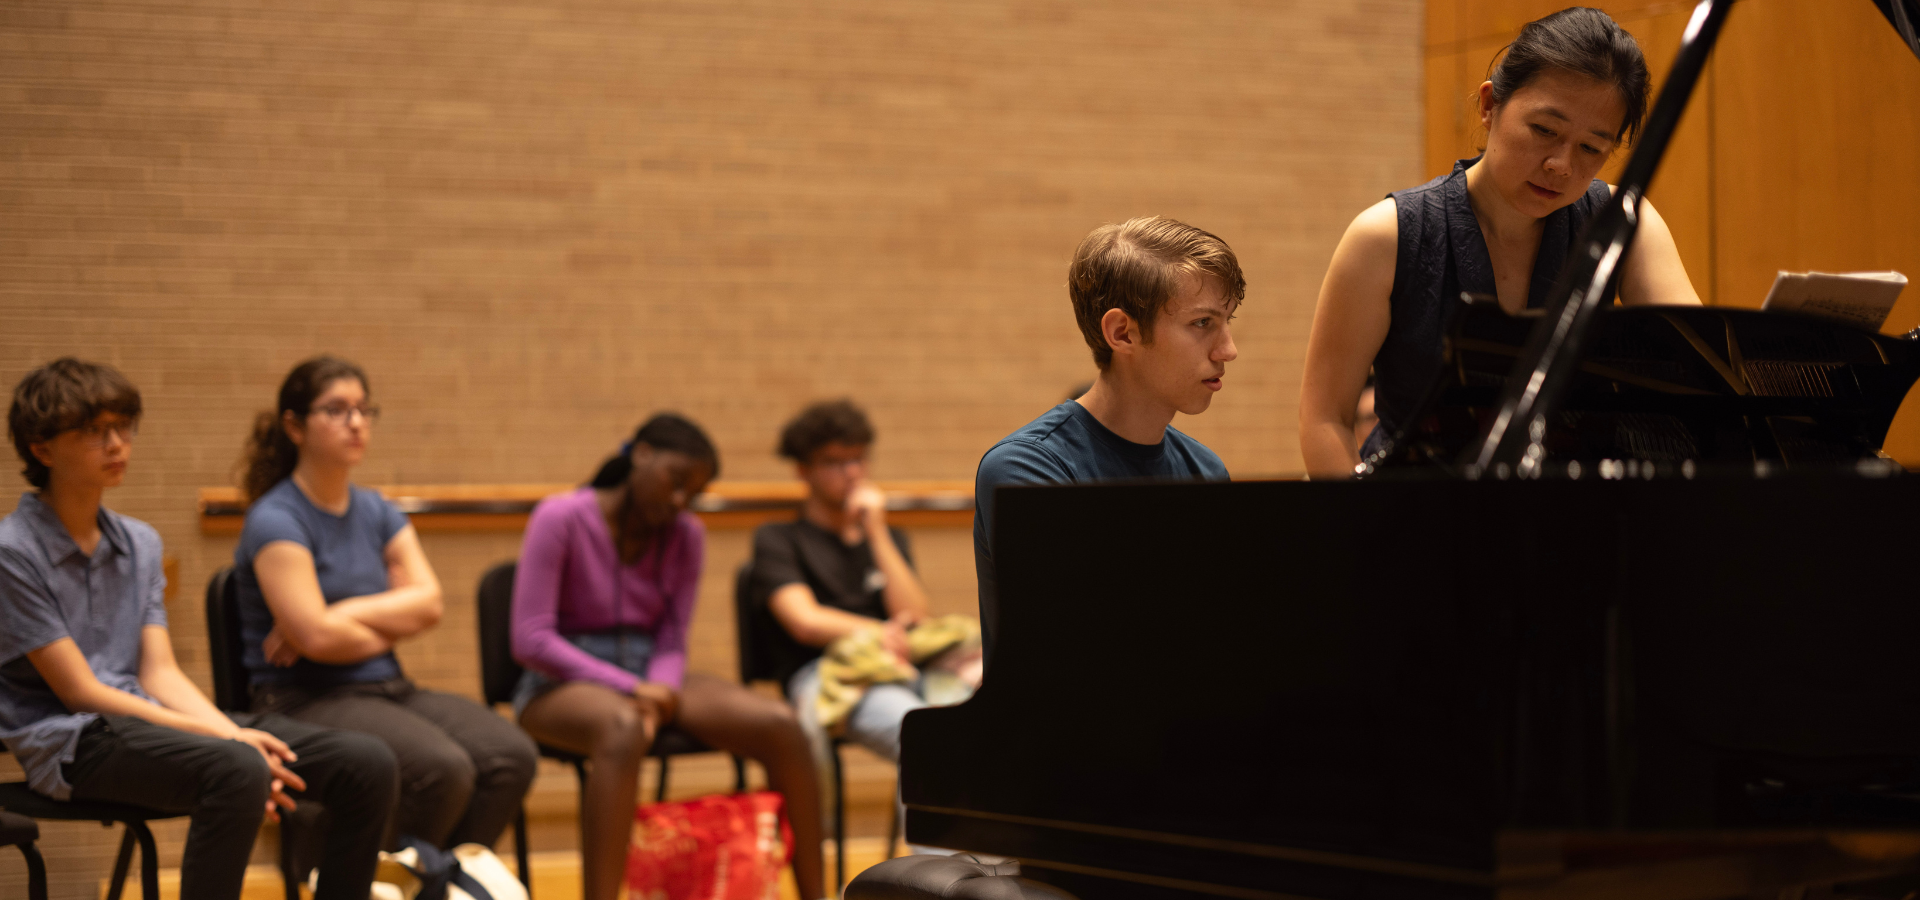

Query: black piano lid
[1463,0,1920,479]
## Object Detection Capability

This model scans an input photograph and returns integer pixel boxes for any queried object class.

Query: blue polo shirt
[0,493,168,799]
[972,401,1228,655]
[234,479,409,689]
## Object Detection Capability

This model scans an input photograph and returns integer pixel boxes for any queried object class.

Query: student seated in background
[974,216,1242,653]
[511,414,826,900]
[234,356,536,852]
[0,358,395,900]
[750,399,969,768]
[1298,7,1699,478]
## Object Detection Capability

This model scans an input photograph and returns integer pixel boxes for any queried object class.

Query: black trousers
[254,678,537,850]
[63,713,397,900]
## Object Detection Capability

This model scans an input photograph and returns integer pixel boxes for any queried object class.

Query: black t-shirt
[748,518,914,685]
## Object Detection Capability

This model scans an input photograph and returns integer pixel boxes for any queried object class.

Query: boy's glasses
[310,403,381,425]
[73,421,137,449]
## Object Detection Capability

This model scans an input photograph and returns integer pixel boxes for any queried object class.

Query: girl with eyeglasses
[232,356,537,855]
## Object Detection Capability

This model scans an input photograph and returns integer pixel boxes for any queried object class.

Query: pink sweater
[509,488,703,692]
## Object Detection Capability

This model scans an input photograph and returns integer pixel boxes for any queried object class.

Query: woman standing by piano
[1298,7,1701,478]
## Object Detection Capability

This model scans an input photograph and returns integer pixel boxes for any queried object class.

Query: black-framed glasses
[72,420,137,449]
[309,403,381,424]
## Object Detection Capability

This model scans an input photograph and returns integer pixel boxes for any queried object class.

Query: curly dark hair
[777,399,874,462]
[8,358,142,489]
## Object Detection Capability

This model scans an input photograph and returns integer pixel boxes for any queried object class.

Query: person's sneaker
[305,868,405,900]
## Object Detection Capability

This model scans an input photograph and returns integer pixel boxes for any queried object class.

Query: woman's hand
[253,541,395,664]
[632,682,679,725]
[879,614,916,666]
[262,627,302,667]
[846,481,888,528]
[1300,198,1398,478]
[232,728,305,822]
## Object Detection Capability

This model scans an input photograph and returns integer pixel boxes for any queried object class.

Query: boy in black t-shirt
[747,400,942,765]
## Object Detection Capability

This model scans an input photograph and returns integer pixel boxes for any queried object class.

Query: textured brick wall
[0,0,1420,893]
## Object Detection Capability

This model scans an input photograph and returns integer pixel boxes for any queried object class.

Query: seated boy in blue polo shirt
[974,217,1243,654]
[0,358,397,900]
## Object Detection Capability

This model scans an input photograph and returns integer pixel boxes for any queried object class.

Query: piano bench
[844,854,1079,900]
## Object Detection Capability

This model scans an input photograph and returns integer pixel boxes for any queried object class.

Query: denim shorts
[511,630,654,717]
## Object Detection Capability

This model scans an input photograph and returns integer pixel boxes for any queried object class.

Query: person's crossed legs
[271,679,536,848]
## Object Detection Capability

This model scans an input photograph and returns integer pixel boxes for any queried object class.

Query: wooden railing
[197,481,974,534]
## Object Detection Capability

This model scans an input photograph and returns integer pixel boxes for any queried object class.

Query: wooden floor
[103,745,907,900]
[116,839,903,900]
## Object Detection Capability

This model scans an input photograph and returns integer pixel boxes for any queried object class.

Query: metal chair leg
[831,744,846,890]
[572,758,590,871]
[131,820,160,900]
[513,807,533,896]
[887,792,901,861]
[105,825,136,900]
[279,819,300,900]
[655,756,671,803]
[17,841,47,900]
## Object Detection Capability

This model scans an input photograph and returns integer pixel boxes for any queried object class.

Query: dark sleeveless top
[1360,157,1612,459]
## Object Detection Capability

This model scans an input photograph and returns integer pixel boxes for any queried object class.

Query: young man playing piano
[973,216,1243,654]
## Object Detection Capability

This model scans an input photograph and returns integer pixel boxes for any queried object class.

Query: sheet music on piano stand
[1761,270,1908,331]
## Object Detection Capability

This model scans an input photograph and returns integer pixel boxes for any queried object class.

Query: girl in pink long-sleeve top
[510,414,825,900]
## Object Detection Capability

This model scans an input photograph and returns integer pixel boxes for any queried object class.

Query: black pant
[63,713,397,900]
[254,678,537,849]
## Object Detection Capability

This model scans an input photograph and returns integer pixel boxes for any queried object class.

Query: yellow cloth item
[815,614,979,733]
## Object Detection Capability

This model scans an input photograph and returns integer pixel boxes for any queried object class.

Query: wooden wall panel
[1709,0,1920,462]
[1712,0,1920,312]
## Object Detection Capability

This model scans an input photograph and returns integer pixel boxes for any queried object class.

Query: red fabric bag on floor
[626,791,793,900]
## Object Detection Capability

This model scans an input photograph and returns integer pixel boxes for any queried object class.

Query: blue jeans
[785,658,933,845]
[512,630,654,718]
[786,658,928,765]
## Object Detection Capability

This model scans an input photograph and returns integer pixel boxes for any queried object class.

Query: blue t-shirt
[972,401,1228,654]
[0,493,168,799]
[234,479,410,689]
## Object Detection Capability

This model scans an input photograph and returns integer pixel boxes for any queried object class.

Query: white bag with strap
[368,839,530,900]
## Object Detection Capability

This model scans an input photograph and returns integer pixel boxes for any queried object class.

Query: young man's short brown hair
[8,358,142,488]
[777,399,875,462]
[1068,216,1247,370]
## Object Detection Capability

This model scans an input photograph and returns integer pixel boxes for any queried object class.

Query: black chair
[203,567,307,900]
[0,760,170,900]
[476,561,744,896]
[733,563,903,890]
[0,809,46,900]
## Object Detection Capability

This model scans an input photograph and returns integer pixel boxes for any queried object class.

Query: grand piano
[899,2,1920,897]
